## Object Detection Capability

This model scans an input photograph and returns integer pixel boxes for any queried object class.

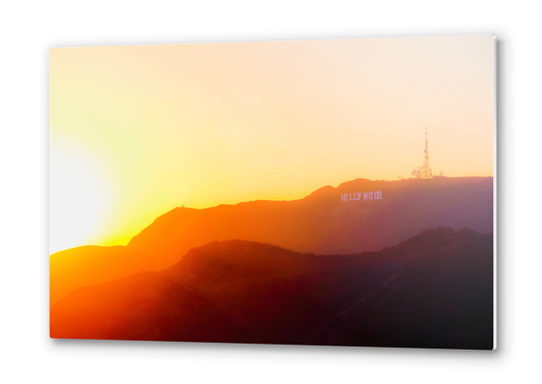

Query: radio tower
[422,126,432,179]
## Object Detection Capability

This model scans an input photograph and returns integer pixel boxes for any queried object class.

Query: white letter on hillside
[375,191,382,199]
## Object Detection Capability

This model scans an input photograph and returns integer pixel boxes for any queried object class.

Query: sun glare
[49,134,113,254]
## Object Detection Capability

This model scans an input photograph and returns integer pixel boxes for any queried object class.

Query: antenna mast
[422,126,432,179]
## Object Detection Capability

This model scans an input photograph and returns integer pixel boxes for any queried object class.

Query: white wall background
[1,0,540,382]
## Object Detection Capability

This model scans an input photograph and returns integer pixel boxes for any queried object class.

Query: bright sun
[49,134,113,254]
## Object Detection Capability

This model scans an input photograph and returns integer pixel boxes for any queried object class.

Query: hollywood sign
[341,191,382,202]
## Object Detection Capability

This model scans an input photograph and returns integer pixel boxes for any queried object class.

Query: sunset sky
[49,35,495,254]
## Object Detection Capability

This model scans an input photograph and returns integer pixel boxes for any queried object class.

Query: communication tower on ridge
[412,126,433,179]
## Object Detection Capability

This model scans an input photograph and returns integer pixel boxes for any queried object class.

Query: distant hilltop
[129,176,493,255]
[51,176,493,304]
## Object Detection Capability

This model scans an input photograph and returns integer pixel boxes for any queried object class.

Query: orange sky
[49,35,495,254]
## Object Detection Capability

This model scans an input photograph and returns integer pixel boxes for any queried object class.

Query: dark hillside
[51,227,493,349]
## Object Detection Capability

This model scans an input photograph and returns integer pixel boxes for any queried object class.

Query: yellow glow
[49,35,494,253]
[49,134,114,253]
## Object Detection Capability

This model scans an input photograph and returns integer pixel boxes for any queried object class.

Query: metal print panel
[49,35,496,349]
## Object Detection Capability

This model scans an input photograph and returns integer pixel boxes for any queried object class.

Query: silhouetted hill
[129,177,493,256]
[50,177,493,303]
[50,227,493,349]
[51,246,141,304]
[50,271,245,342]
[307,227,493,349]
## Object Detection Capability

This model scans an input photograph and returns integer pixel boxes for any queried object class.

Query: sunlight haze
[49,35,494,253]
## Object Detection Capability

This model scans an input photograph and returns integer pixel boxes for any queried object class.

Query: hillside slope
[50,177,493,303]
[51,227,493,349]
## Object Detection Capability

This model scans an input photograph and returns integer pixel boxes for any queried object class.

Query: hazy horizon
[49,35,495,254]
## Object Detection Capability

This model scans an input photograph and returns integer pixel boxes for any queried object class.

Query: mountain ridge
[51,227,493,349]
[50,177,493,304]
